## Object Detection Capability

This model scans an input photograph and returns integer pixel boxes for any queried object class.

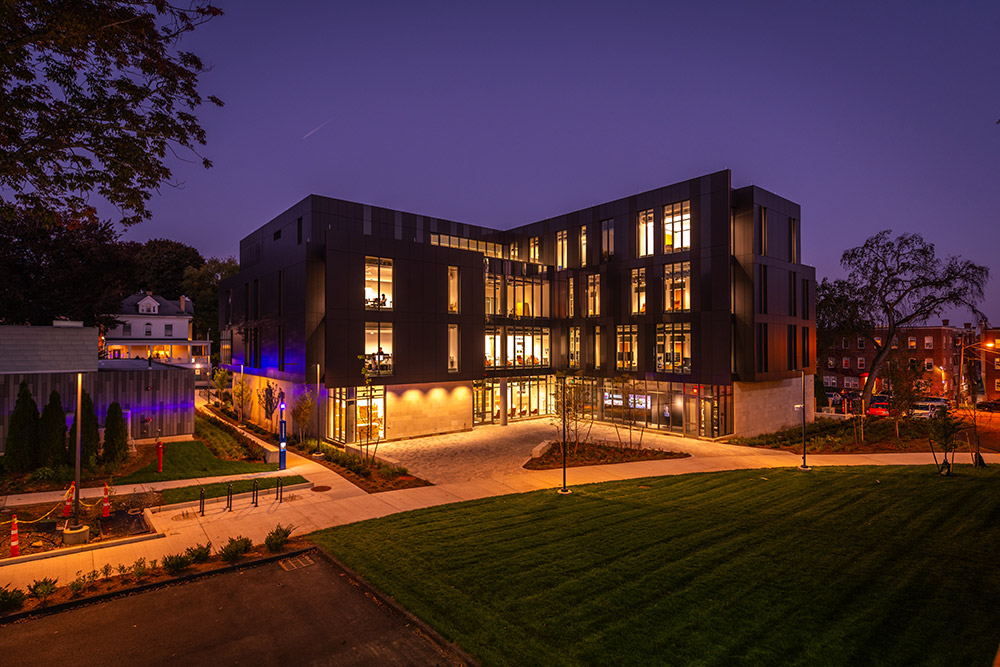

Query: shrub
[103,402,129,465]
[30,465,74,483]
[0,585,27,613]
[101,563,114,580]
[162,553,193,575]
[265,524,294,552]
[27,578,58,605]
[68,576,85,597]
[185,541,212,563]
[219,535,252,563]
[117,563,129,579]
[131,557,148,580]
[4,381,40,473]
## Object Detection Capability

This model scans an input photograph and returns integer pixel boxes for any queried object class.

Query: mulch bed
[0,443,161,496]
[523,440,690,470]
[287,445,432,493]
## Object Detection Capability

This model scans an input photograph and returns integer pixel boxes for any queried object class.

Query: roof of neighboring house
[116,293,194,317]
[0,326,99,374]
[98,359,187,372]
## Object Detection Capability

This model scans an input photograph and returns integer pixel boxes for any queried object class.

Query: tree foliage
[211,367,230,403]
[132,238,204,299]
[817,230,989,407]
[4,381,40,473]
[102,401,128,465]
[291,387,315,446]
[231,375,251,422]
[182,255,238,343]
[883,356,928,439]
[38,390,67,467]
[257,381,279,432]
[0,212,137,326]
[0,0,223,227]
[68,389,100,468]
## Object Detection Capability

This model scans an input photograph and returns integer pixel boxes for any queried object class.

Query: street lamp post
[958,337,994,467]
[798,369,810,471]
[558,374,571,494]
[315,363,321,453]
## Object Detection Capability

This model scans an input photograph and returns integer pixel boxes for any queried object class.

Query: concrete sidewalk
[3,431,996,589]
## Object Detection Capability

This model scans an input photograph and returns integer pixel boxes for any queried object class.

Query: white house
[103,292,211,385]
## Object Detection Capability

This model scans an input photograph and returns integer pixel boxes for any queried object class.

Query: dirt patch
[524,440,690,470]
[293,448,433,493]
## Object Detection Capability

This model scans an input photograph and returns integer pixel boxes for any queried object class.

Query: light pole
[73,372,82,524]
[798,369,810,471]
[558,374,571,494]
[958,337,994,467]
[314,363,321,453]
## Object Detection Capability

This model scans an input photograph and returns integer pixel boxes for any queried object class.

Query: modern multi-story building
[820,320,977,400]
[219,170,816,443]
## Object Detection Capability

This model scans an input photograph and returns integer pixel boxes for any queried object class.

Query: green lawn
[159,475,307,504]
[117,441,276,484]
[310,466,1000,666]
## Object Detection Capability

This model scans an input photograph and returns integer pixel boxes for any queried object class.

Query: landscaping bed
[0,534,308,620]
[523,440,690,470]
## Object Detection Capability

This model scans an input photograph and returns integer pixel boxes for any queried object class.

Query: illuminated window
[655,323,692,374]
[824,375,837,387]
[924,358,933,371]
[448,324,459,372]
[994,357,1000,370]
[616,325,638,370]
[638,209,655,257]
[857,357,865,370]
[631,268,646,314]
[586,274,600,316]
[364,323,393,375]
[485,327,501,367]
[556,230,567,270]
[529,237,540,263]
[579,227,588,267]
[567,277,575,318]
[891,337,898,349]
[908,337,917,349]
[594,326,603,369]
[924,336,933,349]
[664,262,690,312]
[601,219,614,260]
[364,257,393,310]
[510,241,520,260]
[569,326,580,367]
[663,201,691,252]
[485,275,500,315]
[842,357,850,369]
[448,266,459,313]
[827,357,835,368]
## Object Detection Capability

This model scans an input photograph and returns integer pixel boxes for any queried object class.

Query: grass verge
[310,465,1000,666]
[117,441,275,485]
[159,475,308,504]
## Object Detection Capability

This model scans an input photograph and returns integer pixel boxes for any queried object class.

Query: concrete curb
[0,546,314,626]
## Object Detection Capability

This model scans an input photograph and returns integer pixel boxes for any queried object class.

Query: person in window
[380,293,387,308]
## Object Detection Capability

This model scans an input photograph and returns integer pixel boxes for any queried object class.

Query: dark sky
[125,0,1000,321]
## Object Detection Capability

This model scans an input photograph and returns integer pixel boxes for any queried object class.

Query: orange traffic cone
[62,482,74,518]
[102,483,110,518]
[10,515,19,557]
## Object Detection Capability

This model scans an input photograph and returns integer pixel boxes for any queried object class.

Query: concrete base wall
[386,381,473,440]
[734,375,815,437]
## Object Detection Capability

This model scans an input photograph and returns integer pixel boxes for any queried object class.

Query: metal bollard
[226,483,233,512]
[199,488,205,516]
[277,477,284,503]
[252,479,259,507]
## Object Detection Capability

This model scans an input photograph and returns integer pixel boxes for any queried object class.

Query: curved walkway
[3,418,996,589]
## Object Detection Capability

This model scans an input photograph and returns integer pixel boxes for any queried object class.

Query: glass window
[891,337,898,349]
[529,237,540,263]
[616,325,638,370]
[123,323,132,336]
[924,358,934,371]
[579,226,587,267]
[631,268,646,314]
[165,324,173,337]
[842,357,850,369]
[485,328,501,367]
[448,324,459,372]
[664,261,691,312]
[448,266,459,313]
[556,230,567,270]
[364,257,393,310]
[638,209,655,257]
[587,274,600,316]
[655,323,692,374]
[144,322,152,336]
[594,326,603,369]
[827,357,835,369]
[857,337,865,349]
[601,219,614,261]
[664,201,691,252]
[857,357,864,370]
[925,336,934,349]
[567,276,575,318]
[569,326,580,367]
[908,337,916,349]
[824,375,837,387]
[510,241,520,260]
[364,323,393,375]
[485,275,500,315]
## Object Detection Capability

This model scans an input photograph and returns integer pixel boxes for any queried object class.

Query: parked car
[977,399,1000,413]
[826,392,843,405]
[912,397,950,418]
[867,396,890,416]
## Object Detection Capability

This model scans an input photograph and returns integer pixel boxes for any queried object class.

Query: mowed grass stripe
[311,466,1000,666]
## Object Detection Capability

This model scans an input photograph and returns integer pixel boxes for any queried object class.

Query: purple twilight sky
[124,0,1000,321]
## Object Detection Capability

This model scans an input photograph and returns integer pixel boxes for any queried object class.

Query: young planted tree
[211,368,231,404]
[102,402,129,466]
[231,375,252,422]
[68,389,100,469]
[928,405,966,475]
[4,381,40,473]
[357,355,382,468]
[817,230,988,411]
[883,357,928,440]
[291,387,315,449]
[38,391,67,467]
[256,381,280,432]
